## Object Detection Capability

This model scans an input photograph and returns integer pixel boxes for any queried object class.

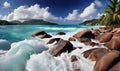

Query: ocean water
[0,25,101,71]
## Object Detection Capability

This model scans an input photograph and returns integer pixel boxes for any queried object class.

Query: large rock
[79,37,91,42]
[111,28,120,34]
[49,39,73,56]
[105,36,120,51]
[83,48,98,58]
[56,32,66,35]
[94,50,120,71]
[73,29,94,38]
[83,48,109,61]
[79,38,98,46]
[89,48,109,61]
[109,62,120,71]
[47,38,61,44]
[68,37,76,41]
[98,32,113,43]
[32,30,47,37]
[40,34,52,39]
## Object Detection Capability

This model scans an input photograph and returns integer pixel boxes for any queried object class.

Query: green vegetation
[0,19,57,25]
[81,19,99,25]
[0,20,17,25]
[22,19,57,25]
[99,0,120,25]
[81,0,120,26]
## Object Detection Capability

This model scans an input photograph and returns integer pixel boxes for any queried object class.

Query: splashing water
[0,25,101,71]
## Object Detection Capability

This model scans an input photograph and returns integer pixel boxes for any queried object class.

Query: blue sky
[0,0,110,25]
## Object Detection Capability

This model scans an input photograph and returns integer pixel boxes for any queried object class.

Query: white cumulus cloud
[2,4,57,22]
[80,3,97,20]
[65,3,97,22]
[65,10,79,20]
[3,1,11,8]
[94,0,103,7]
[0,1,100,25]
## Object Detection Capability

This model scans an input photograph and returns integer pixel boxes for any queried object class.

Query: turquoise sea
[0,25,100,71]
[0,25,99,43]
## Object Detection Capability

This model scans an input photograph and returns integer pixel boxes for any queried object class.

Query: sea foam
[0,39,48,71]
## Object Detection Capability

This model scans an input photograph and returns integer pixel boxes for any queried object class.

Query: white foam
[26,51,68,71]
[6,39,48,56]
[43,27,77,30]
[0,39,48,71]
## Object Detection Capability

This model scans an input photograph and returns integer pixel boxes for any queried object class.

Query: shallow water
[0,25,101,71]
[0,25,99,43]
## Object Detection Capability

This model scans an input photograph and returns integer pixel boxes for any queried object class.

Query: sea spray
[0,25,102,71]
[26,52,68,71]
[0,39,48,71]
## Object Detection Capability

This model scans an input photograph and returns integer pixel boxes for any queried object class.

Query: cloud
[94,0,103,7]
[80,3,97,20]
[65,10,79,20]
[65,3,97,22]
[96,13,106,19]
[0,2,99,25]
[3,1,11,8]
[0,15,2,18]
[2,4,57,22]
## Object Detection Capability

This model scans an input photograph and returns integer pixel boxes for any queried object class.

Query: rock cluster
[31,26,120,71]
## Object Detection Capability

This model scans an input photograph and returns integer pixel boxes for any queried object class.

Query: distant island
[80,19,99,26]
[0,19,57,25]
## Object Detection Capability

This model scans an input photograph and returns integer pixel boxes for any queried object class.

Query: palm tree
[99,0,120,25]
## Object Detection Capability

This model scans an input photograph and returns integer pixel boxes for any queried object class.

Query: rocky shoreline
[32,26,120,71]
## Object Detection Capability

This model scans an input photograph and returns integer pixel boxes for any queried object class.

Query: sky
[0,0,110,25]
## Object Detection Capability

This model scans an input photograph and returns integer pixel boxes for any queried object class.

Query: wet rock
[92,29,100,36]
[74,69,81,71]
[109,62,120,71]
[99,26,113,33]
[83,48,109,61]
[90,42,99,47]
[68,37,76,41]
[32,30,47,37]
[79,38,98,46]
[79,37,92,45]
[49,39,73,56]
[40,34,52,39]
[89,48,109,61]
[47,38,61,44]
[71,55,78,62]
[83,48,98,58]
[94,50,120,71]
[70,55,81,71]
[105,36,120,51]
[98,32,113,43]
[73,29,94,38]
[84,41,93,46]
[79,37,91,42]
[56,32,66,35]
[111,28,120,34]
